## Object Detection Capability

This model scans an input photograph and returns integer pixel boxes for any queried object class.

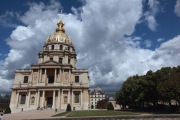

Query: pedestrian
[0,111,3,120]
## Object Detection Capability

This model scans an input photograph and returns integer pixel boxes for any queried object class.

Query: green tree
[66,104,71,111]
[107,102,114,110]
[116,66,180,112]
[4,107,11,114]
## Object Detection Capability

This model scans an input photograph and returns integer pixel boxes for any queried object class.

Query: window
[20,95,26,104]
[60,45,63,50]
[59,58,62,64]
[51,45,54,50]
[75,76,79,83]
[50,57,53,61]
[74,93,80,103]
[68,59,70,64]
[48,76,54,83]
[24,76,28,83]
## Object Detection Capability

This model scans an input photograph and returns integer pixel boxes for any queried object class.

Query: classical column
[52,90,56,108]
[36,91,40,107]
[64,69,65,81]
[61,90,63,108]
[68,90,70,104]
[42,91,45,107]
[71,90,73,105]
[39,69,42,82]
[80,91,82,106]
[59,69,61,82]
[58,90,60,109]
[16,92,19,108]
[35,91,37,107]
[68,69,70,82]
[54,69,57,83]
[45,68,47,83]
[27,91,30,108]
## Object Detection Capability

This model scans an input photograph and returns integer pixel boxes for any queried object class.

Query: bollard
[55,108,57,112]
[21,108,23,112]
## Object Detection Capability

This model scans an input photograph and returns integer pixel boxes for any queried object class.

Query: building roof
[90,87,105,95]
[0,95,10,103]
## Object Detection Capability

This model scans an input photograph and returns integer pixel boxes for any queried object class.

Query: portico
[13,87,85,112]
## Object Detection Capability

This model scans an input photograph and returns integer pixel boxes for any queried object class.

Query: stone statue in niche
[64,96,67,103]
[31,96,35,104]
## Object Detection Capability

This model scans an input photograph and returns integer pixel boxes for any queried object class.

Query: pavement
[3,109,65,120]
[2,109,180,120]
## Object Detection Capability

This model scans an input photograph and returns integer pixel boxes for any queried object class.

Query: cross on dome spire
[60,10,62,21]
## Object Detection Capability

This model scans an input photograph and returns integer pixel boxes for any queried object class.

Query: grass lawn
[52,110,140,117]
[52,111,70,117]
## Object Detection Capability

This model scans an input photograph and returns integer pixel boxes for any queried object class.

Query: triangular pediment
[40,60,60,65]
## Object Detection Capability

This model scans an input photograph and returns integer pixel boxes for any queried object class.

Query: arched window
[50,57,53,61]
[60,45,63,50]
[51,45,54,50]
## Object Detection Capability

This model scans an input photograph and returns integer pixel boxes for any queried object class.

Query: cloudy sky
[0,0,180,92]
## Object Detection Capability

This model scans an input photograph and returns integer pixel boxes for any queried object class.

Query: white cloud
[175,0,180,17]
[157,38,164,42]
[1,0,180,92]
[153,35,180,67]
[144,0,160,31]
[148,0,160,14]
[0,11,19,28]
[10,26,35,41]
[144,14,158,31]
[0,77,13,92]
[144,40,152,48]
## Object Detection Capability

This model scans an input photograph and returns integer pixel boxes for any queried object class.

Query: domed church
[10,15,90,113]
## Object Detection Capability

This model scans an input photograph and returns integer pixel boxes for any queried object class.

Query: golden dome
[47,20,72,45]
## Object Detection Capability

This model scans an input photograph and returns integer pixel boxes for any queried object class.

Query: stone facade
[10,18,90,113]
[90,87,106,109]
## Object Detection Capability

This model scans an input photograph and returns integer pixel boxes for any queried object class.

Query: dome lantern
[56,20,65,33]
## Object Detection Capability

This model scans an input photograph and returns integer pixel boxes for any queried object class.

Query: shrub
[4,107,11,114]
[66,104,71,111]
[107,102,114,110]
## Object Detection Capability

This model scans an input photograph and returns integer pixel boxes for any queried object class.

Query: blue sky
[0,0,180,92]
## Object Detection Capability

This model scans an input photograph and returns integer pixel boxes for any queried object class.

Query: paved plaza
[3,109,65,120]
[2,109,180,120]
